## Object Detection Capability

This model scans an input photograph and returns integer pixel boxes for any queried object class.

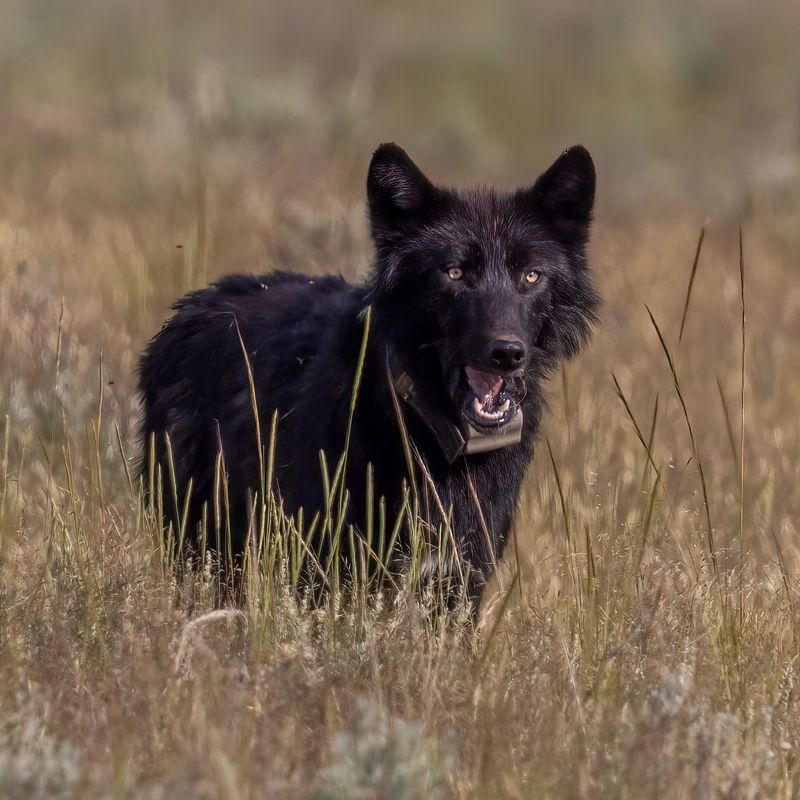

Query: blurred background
[1,0,800,574]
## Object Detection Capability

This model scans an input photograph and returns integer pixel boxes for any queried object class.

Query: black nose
[490,338,527,371]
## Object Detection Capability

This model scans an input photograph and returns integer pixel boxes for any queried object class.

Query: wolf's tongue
[464,367,505,409]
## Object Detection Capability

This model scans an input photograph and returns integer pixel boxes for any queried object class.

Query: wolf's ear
[367,143,437,247]
[524,146,595,244]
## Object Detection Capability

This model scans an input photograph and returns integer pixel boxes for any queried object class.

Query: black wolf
[138,143,598,600]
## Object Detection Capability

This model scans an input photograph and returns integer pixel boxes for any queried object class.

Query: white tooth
[473,396,511,421]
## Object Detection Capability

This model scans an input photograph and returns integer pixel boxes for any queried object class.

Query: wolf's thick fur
[138,143,599,599]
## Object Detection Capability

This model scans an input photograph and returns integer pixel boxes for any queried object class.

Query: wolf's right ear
[367,143,437,249]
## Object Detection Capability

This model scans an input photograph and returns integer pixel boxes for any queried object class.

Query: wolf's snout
[489,338,527,372]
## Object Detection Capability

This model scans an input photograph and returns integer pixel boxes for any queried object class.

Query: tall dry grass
[2,0,800,797]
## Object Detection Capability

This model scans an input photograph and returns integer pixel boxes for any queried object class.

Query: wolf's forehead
[446,190,535,235]
[438,195,549,261]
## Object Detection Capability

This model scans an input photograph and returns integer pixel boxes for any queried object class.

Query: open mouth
[460,366,521,429]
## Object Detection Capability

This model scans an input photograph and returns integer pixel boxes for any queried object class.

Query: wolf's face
[368,143,598,434]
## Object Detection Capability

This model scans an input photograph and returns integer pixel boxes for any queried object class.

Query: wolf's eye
[447,267,463,281]
[525,270,541,284]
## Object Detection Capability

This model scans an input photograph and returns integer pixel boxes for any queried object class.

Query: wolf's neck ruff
[385,347,524,464]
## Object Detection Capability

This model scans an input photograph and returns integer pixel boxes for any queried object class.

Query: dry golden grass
[2,1,800,797]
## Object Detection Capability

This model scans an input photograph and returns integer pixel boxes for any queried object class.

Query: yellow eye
[447,267,463,280]
[525,270,541,284]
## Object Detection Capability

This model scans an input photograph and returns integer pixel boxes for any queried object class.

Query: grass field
[2,1,800,797]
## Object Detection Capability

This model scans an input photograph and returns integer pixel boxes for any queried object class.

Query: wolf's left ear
[524,146,595,245]
[367,143,438,249]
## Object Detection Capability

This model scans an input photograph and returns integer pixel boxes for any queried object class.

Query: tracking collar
[386,348,523,464]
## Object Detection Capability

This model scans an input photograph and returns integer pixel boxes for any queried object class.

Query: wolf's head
[367,143,599,446]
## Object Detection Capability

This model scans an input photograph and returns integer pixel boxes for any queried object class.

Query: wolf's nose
[490,339,527,371]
